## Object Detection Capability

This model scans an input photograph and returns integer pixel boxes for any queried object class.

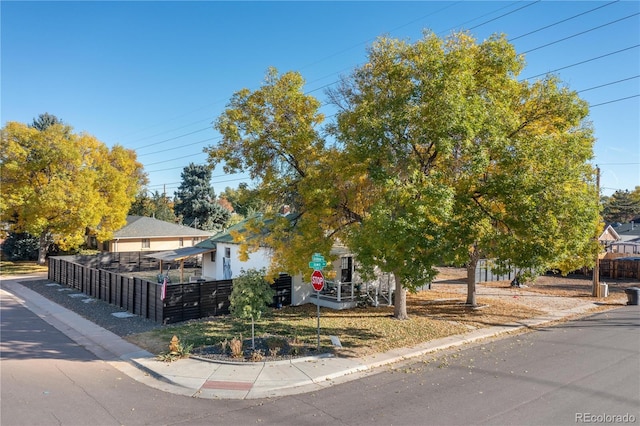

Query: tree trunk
[466,248,480,307]
[251,316,255,350]
[37,231,49,265]
[393,273,409,320]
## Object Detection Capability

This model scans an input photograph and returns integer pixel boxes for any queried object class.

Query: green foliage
[602,189,640,224]
[173,163,230,231]
[129,190,177,223]
[209,32,600,316]
[219,184,263,218]
[1,115,146,264]
[157,340,193,362]
[329,31,599,308]
[229,268,275,321]
[230,268,275,349]
[1,232,39,261]
[209,67,333,279]
[30,112,64,131]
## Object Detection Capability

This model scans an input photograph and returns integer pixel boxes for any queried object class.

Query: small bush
[268,347,281,357]
[250,349,264,362]
[157,335,193,362]
[229,336,243,358]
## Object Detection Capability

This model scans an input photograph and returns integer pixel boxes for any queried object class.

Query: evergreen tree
[173,163,230,231]
[602,190,640,223]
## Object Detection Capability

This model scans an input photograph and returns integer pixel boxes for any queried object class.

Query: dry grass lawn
[126,267,637,359]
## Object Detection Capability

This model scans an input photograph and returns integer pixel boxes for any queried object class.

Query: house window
[179,238,184,247]
[192,237,200,246]
[142,239,150,249]
[210,251,216,262]
[225,247,231,258]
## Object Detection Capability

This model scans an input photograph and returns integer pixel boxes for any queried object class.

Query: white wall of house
[292,275,311,306]
[201,243,272,280]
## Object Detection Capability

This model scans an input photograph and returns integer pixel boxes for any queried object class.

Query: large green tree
[330,32,599,310]
[207,67,336,277]
[208,33,600,319]
[1,115,146,263]
[173,163,230,231]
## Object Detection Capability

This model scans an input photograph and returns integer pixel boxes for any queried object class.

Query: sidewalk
[0,274,611,400]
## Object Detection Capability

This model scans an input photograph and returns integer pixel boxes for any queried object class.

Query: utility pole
[592,167,601,297]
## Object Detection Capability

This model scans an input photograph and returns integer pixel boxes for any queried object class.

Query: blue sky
[2,1,638,198]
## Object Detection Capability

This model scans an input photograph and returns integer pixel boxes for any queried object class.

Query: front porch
[309,278,394,310]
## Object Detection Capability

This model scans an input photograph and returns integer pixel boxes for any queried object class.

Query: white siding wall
[201,243,272,280]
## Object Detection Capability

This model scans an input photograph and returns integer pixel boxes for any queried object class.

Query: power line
[510,1,619,41]
[145,152,207,167]
[522,12,640,54]
[118,2,542,146]
[135,127,211,152]
[523,45,640,80]
[137,3,636,191]
[590,94,640,108]
[137,136,218,158]
[598,163,640,166]
[131,2,633,153]
[578,75,640,93]
[467,1,541,31]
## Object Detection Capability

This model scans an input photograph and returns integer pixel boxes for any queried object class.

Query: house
[196,219,272,281]
[193,216,394,309]
[609,219,640,242]
[103,215,213,253]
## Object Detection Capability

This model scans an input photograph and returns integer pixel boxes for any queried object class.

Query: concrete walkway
[0,274,615,400]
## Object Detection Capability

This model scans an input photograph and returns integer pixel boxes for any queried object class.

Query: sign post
[311,269,324,350]
[309,253,327,350]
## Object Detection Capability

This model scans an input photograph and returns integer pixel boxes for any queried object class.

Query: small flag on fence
[160,275,167,301]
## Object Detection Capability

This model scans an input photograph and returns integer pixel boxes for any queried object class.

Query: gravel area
[17,278,162,337]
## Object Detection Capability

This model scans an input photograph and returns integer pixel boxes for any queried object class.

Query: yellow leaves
[1,119,144,249]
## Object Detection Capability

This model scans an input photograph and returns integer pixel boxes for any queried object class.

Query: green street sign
[308,252,327,270]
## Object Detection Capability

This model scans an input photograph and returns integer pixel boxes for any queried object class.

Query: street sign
[309,253,327,270]
[311,269,325,292]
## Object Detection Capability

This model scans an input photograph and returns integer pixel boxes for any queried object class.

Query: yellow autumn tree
[1,116,146,263]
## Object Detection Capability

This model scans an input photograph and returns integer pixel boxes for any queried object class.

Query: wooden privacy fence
[599,259,640,280]
[48,256,292,325]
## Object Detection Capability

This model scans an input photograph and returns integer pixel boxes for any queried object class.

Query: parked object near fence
[48,256,292,324]
[625,287,640,306]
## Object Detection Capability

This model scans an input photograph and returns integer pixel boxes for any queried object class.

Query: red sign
[311,269,325,292]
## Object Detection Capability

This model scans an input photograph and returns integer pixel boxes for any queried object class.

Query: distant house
[103,215,213,253]
[610,220,640,243]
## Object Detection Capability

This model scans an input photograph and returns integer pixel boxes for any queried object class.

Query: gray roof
[611,222,640,237]
[195,214,300,249]
[112,216,213,239]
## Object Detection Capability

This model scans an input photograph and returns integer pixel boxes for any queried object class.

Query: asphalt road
[2,284,638,426]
